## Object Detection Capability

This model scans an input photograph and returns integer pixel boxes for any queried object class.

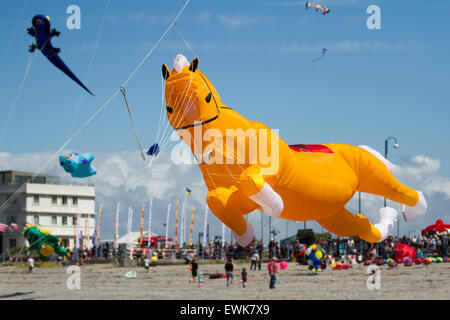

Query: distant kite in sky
[146,143,160,157]
[306,2,330,15]
[27,15,94,95]
[59,152,97,178]
[313,48,328,62]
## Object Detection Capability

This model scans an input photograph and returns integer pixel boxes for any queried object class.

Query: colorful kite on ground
[59,152,97,178]
[23,224,68,260]
[305,244,325,271]
[27,15,94,95]
[161,54,427,248]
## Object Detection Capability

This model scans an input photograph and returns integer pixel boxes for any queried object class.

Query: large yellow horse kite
[162,54,427,247]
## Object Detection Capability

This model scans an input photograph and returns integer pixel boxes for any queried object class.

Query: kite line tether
[120,86,145,161]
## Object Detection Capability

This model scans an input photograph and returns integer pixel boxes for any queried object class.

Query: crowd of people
[1,230,448,275]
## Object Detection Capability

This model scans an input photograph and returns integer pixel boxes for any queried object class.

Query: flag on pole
[92,229,97,247]
[126,207,133,250]
[76,230,82,249]
[174,200,179,246]
[165,202,171,248]
[221,223,226,248]
[147,198,153,249]
[180,200,186,247]
[96,203,103,247]
[114,203,120,249]
[73,208,78,249]
[188,206,196,247]
[75,210,81,249]
[84,210,89,249]
[202,204,208,249]
[140,204,145,248]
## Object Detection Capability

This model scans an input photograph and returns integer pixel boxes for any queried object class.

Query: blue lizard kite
[27,15,94,96]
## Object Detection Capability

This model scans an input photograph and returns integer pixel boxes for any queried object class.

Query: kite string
[0,29,55,146]
[0,0,192,215]
[0,0,29,73]
[66,0,111,140]
[0,232,50,288]
[0,53,34,144]
[121,0,191,88]
[148,26,199,167]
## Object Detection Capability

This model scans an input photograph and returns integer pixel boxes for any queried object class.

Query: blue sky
[1,0,450,241]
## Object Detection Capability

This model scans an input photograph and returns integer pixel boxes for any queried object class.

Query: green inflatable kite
[23,224,68,260]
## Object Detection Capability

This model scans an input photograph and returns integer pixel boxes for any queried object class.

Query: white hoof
[374,207,397,242]
[233,221,254,247]
[248,183,284,218]
[402,191,427,222]
[358,145,398,175]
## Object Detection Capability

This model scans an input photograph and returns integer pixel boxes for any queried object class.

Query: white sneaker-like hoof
[233,222,254,248]
[374,207,397,242]
[248,183,284,218]
[358,145,398,175]
[402,191,427,222]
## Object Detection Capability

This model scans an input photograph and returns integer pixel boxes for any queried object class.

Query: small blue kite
[59,152,97,178]
[146,143,160,157]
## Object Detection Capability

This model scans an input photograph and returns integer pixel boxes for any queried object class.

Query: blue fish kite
[27,15,94,96]
[59,152,97,178]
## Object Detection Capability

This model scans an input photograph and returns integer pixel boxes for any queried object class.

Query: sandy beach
[0,261,449,300]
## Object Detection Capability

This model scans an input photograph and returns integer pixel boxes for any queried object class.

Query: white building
[0,170,96,253]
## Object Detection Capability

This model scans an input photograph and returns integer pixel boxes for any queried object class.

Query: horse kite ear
[189,57,199,72]
[162,64,170,80]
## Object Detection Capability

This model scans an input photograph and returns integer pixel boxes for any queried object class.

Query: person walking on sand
[144,256,150,273]
[250,252,259,271]
[151,253,158,272]
[27,256,34,273]
[241,267,248,288]
[225,258,234,287]
[269,257,278,289]
[190,257,199,284]
[198,273,204,287]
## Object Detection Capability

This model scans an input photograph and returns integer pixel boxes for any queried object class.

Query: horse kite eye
[166,106,173,114]
[205,93,212,103]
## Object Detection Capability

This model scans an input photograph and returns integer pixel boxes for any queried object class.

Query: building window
[73,197,78,205]
[7,216,17,224]
[33,195,39,204]
[9,238,17,249]
[52,196,57,205]
[62,196,68,205]
[62,216,68,225]
[52,216,57,225]
[72,216,76,226]
[33,215,39,225]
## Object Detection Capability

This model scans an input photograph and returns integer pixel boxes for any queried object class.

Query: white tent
[117,231,158,247]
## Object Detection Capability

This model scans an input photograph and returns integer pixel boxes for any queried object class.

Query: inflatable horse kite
[162,54,427,247]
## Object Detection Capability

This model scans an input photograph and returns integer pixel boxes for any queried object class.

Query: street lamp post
[382,137,399,256]
[384,137,399,207]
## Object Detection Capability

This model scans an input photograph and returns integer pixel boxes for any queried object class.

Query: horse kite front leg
[238,165,284,219]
